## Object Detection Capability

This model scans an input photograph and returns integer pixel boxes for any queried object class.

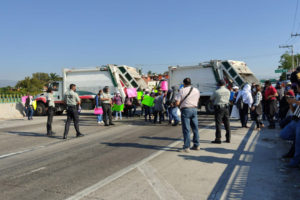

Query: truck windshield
[50,82,59,91]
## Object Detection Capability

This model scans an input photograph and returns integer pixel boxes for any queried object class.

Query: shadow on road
[101,142,181,152]
[179,123,256,199]
[7,131,61,139]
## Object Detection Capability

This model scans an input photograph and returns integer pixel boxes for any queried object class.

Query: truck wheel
[36,103,46,116]
[205,102,215,114]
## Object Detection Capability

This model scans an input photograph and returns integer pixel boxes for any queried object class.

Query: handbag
[94,107,103,115]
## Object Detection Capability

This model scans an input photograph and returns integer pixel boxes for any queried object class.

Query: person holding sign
[113,92,123,120]
[142,90,153,122]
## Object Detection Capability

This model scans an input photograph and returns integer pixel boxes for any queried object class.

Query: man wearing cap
[175,78,200,153]
[63,84,84,139]
[210,80,231,144]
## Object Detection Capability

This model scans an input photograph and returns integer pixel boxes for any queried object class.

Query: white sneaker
[97,121,101,124]
[115,117,118,120]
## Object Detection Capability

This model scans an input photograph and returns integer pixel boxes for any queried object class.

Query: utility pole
[279,45,294,71]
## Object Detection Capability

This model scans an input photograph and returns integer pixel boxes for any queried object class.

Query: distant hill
[0,80,17,87]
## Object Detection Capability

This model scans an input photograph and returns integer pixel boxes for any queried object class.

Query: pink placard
[127,88,137,98]
[161,81,168,91]
[22,96,33,103]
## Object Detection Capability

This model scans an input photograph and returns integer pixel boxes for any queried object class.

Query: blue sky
[0,0,299,81]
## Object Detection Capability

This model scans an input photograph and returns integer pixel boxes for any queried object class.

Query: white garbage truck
[34,65,147,115]
[168,60,259,114]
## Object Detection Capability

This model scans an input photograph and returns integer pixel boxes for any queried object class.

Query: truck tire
[205,102,215,114]
[36,102,46,116]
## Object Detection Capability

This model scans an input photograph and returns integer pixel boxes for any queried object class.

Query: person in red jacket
[264,80,278,129]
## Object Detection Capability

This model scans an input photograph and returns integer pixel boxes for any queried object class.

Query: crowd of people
[22,69,300,169]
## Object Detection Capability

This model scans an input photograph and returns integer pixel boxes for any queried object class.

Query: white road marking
[0,145,45,159]
[14,167,46,179]
[138,163,185,200]
[65,123,214,200]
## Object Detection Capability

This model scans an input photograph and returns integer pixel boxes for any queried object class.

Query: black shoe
[63,136,67,139]
[224,140,231,143]
[104,124,109,126]
[76,133,85,137]
[172,123,179,126]
[282,153,294,159]
[109,123,115,125]
[211,140,222,144]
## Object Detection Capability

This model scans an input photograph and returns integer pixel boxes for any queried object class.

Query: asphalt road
[0,112,214,200]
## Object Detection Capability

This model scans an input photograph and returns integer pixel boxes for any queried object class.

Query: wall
[0,103,25,120]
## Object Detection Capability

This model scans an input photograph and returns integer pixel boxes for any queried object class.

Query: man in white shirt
[175,78,200,153]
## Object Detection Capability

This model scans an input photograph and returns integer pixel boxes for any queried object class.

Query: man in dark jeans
[210,80,231,144]
[175,78,200,153]
[46,88,56,136]
[101,86,114,126]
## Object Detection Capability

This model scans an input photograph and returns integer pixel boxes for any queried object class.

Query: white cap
[233,86,239,90]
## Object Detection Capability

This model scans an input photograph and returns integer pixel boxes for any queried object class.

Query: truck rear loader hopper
[168,60,259,114]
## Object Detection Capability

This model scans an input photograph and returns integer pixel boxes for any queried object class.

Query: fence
[0,94,25,104]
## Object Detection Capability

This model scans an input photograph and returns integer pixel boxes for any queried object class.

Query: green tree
[49,73,62,82]
[278,52,300,80]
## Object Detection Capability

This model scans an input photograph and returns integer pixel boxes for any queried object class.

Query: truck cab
[34,81,66,116]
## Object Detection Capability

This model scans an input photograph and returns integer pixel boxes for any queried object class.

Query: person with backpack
[166,86,181,126]
[236,83,253,128]
[113,92,123,120]
[153,91,164,124]
[95,89,104,125]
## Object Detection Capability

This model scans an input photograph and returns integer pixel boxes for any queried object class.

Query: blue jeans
[181,108,200,149]
[171,107,181,123]
[26,107,33,120]
[97,114,103,122]
[115,111,122,119]
[280,120,300,166]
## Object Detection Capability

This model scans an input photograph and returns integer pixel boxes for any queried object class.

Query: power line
[292,0,299,33]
